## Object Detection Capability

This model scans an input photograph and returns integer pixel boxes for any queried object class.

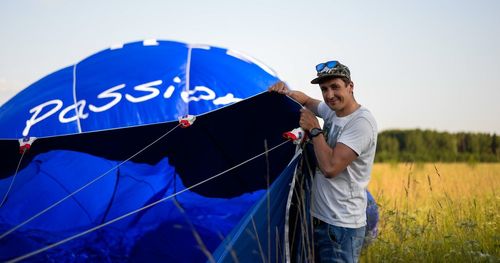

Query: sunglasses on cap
[315,60,338,72]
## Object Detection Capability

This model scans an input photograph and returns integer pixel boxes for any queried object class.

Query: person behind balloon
[269,61,377,263]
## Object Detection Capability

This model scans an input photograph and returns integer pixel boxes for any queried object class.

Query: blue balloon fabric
[0,40,279,139]
[0,150,265,262]
[0,40,378,262]
[212,155,301,262]
[365,189,379,244]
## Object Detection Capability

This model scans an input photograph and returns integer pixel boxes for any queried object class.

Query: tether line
[0,124,180,241]
[7,139,290,263]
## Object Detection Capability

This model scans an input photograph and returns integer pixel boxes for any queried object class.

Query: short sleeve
[317,102,330,119]
[337,117,374,156]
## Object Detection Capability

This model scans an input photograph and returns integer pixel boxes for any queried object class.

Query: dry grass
[362,163,500,262]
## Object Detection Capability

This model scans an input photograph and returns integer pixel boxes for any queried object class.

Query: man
[269,61,377,263]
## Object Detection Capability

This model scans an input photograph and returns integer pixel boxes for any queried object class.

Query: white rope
[284,148,303,263]
[7,139,290,263]
[0,150,26,208]
[0,124,180,241]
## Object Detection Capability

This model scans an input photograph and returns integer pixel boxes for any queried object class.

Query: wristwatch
[309,127,324,138]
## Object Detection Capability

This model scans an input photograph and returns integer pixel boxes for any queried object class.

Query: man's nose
[325,88,335,98]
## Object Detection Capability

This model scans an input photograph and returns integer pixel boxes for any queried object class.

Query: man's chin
[327,103,339,111]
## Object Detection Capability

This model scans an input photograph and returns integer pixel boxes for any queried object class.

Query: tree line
[376,129,499,162]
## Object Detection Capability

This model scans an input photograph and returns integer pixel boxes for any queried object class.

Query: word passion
[22,79,241,136]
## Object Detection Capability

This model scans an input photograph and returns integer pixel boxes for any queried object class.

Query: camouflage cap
[310,61,351,84]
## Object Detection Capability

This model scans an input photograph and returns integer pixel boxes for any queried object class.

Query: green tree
[492,134,498,155]
[375,129,498,163]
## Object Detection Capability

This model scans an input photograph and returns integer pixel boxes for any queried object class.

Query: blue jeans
[314,219,365,263]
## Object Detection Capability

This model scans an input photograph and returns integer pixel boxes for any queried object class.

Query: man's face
[319,78,354,112]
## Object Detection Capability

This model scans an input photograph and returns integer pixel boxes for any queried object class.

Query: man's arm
[300,108,358,178]
[268,81,356,177]
[268,81,321,115]
[311,136,358,178]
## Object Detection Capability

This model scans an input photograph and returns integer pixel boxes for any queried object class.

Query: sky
[1,0,499,134]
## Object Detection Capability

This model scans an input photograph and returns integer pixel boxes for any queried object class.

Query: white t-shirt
[311,102,378,228]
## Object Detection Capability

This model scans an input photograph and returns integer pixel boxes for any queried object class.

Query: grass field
[362,163,500,262]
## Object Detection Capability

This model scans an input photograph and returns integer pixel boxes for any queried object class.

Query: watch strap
[310,127,323,138]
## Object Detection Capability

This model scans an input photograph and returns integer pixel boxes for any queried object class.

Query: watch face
[311,128,323,137]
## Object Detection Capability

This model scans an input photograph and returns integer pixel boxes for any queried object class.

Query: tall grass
[362,163,500,262]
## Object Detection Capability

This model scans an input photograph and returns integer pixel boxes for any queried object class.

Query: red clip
[179,115,196,128]
[282,127,305,145]
[18,137,37,154]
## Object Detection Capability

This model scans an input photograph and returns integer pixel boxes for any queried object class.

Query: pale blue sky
[1,0,499,134]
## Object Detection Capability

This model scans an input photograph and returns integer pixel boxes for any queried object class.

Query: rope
[284,147,303,263]
[6,139,290,263]
[0,124,180,241]
[0,150,26,208]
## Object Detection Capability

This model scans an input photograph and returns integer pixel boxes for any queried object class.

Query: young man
[269,61,377,263]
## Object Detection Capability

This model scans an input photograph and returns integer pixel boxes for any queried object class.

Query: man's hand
[299,108,320,132]
[268,81,321,116]
[268,81,290,95]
